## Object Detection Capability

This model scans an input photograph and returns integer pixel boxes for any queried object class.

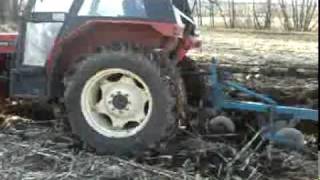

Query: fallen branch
[226,129,264,171]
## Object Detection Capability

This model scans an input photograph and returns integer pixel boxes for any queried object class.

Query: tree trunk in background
[303,0,317,31]
[231,0,236,28]
[279,0,292,31]
[310,15,318,31]
[195,0,200,26]
[13,0,19,22]
[198,0,203,26]
[289,0,317,31]
[299,0,306,30]
[209,1,215,28]
[215,0,229,28]
[291,0,298,30]
[0,0,18,24]
[0,0,9,23]
[228,0,236,28]
[253,0,262,29]
[264,0,272,29]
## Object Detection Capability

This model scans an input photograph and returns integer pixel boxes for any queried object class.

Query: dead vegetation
[0,111,317,180]
[0,24,16,33]
[0,30,318,180]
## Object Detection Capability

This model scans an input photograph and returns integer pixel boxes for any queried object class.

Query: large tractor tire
[64,46,178,155]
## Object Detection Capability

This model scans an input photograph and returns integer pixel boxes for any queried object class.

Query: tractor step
[0,75,8,81]
[0,75,8,99]
[10,67,47,98]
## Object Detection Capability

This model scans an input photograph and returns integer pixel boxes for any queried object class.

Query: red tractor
[1,0,317,155]
[0,0,202,155]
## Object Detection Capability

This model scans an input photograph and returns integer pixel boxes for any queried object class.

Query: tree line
[0,0,23,24]
[0,0,318,32]
[192,0,318,31]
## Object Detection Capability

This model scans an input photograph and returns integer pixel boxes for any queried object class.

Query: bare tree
[0,0,21,24]
[280,0,318,31]
[228,0,236,28]
[209,0,215,27]
[210,0,229,28]
[0,0,10,23]
[293,0,298,29]
[253,0,263,29]
[309,15,318,31]
[195,0,204,26]
[279,0,292,31]
[203,0,317,31]
[303,0,318,31]
[253,0,272,30]
[264,0,272,29]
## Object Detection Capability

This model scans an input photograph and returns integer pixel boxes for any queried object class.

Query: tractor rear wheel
[64,48,177,155]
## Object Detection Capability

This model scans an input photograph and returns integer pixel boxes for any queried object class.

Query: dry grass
[190,28,318,66]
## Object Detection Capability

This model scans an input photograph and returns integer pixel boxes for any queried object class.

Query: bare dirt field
[0,29,318,180]
[191,28,318,67]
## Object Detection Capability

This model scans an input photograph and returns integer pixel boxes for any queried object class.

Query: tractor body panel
[48,20,184,74]
[0,33,17,54]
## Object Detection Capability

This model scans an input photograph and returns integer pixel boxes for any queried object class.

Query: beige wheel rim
[81,68,153,138]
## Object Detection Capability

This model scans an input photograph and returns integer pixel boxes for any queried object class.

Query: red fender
[0,33,17,54]
[47,20,184,74]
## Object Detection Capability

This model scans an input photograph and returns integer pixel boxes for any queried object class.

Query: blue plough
[209,58,318,148]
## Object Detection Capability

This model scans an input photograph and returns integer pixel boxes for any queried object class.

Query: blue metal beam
[224,81,277,105]
[222,101,318,122]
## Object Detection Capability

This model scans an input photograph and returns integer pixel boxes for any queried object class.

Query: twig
[226,129,263,171]
[180,128,199,138]
[202,133,239,138]
[241,139,265,171]
[245,123,258,133]
[247,167,258,180]
[217,164,223,178]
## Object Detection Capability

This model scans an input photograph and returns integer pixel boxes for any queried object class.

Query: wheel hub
[112,93,129,110]
[81,69,153,138]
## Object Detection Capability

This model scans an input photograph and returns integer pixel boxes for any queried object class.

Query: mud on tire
[64,46,178,155]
